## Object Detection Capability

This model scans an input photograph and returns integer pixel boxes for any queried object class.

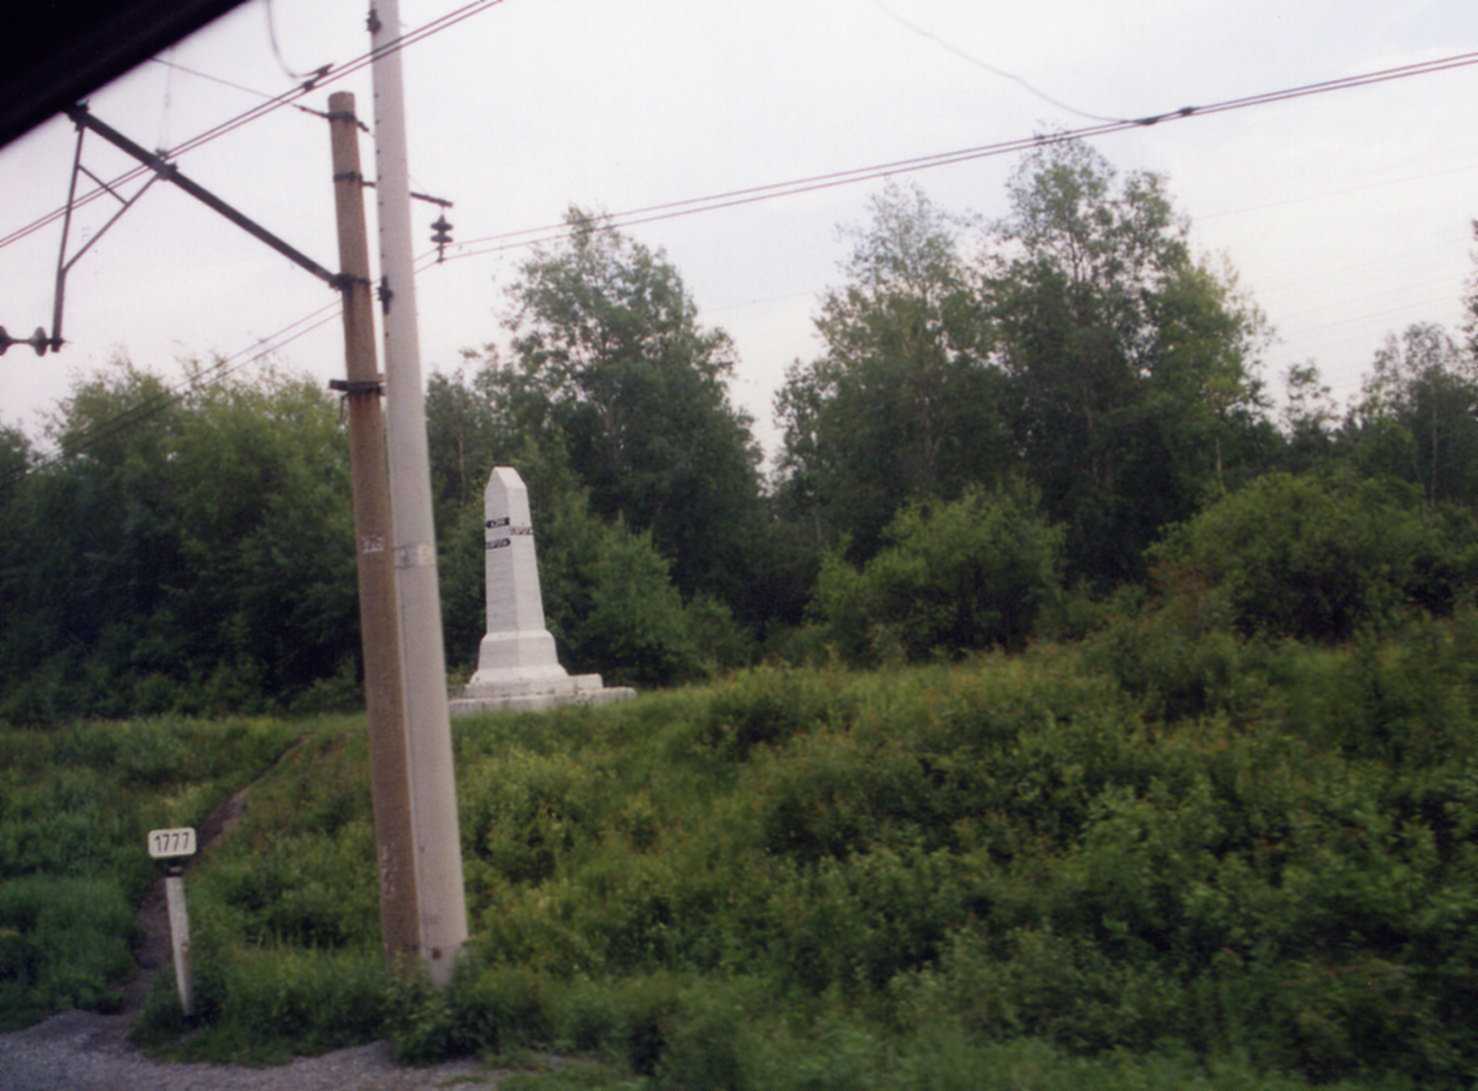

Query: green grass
[8,616,1478,1087]
[0,713,311,1030]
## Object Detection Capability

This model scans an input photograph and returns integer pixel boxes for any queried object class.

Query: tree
[0,359,361,720]
[497,209,765,613]
[774,183,1007,557]
[815,483,1063,664]
[1348,322,1478,506]
[983,139,1269,585]
[0,424,30,510]
[1278,360,1341,473]
[162,364,357,703]
[12,361,189,712]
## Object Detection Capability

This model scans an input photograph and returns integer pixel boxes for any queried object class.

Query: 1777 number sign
[147,827,197,860]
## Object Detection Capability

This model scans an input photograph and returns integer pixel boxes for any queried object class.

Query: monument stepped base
[449,672,636,717]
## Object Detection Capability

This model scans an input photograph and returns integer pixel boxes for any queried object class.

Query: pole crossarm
[64,103,341,289]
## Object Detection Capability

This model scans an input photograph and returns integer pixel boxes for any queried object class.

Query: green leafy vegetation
[8,139,1478,719]
[815,483,1063,663]
[5,137,1478,1086]
[1148,471,1478,642]
[0,716,300,1029]
[101,625,1478,1087]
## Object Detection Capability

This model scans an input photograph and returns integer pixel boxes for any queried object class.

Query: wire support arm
[63,103,340,289]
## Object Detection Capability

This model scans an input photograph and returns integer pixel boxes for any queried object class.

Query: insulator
[0,325,9,356]
[430,214,453,246]
[28,327,49,356]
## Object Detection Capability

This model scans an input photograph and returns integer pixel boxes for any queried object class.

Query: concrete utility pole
[326,91,422,970]
[369,0,469,985]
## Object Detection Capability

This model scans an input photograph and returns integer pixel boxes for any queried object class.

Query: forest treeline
[4,138,1478,720]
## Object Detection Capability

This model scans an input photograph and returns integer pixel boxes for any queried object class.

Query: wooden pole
[327,90,420,969]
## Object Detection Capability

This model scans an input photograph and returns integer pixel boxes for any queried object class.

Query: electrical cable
[442,49,1478,263]
[8,44,1478,485]
[6,298,343,485]
[265,0,315,81]
[147,56,368,130]
[156,47,176,151]
[868,0,1129,124]
[0,0,506,253]
[148,56,283,102]
[0,2,511,483]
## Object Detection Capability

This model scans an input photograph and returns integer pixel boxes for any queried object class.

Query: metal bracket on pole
[328,378,384,396]
[44,113,166,353]
[8,103,358,361]
[63,104,342,290]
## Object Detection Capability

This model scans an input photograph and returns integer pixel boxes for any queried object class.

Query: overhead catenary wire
[264,0,316,82]
[443,48,1478,263]
[0,0,506,253]
[9,298,344,484]
[147,56,370,131]
[868,0,1130,124]
[0,2,510,483]
[9,45,1478,486]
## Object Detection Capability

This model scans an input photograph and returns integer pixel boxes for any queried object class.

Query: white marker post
[147,826,197,1016]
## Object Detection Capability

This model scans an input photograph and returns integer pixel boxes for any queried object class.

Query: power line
[6,298,343,485]
[148,56,282,101]
[441,50,1478,263]
[0,0,505,253]
[868,0,1129,124]
[147,56,364,130]
[0,0,506,476]
[10,46,1478,485]
[264,0,316,82]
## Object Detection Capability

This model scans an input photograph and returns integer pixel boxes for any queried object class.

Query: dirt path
[0,747,513,1090]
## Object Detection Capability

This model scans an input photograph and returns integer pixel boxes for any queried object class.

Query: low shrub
[46,637,1478,1086]
[1149,470,1476,642]
[815,484,1063,665]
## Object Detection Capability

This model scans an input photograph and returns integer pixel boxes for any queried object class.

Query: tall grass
[0,714,306,1029]
[20,615,1478,1086]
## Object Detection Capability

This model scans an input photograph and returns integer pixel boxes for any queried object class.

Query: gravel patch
[0,1010,506,1090]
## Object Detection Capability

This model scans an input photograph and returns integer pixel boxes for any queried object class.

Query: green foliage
[773,143,1271,592]
[985,140,1269,584]
[31,633,1478,1085]
[139,941,392,1062]
[1149,470,1478,641]
[556,519,703,688]
[774,183,1006,556]
[0,877,133,1026]
[0,715,299,1030]
[1350,322,1478,506]
[0,362,359,722]
[815,485,1063,664]
[497,208,765,611]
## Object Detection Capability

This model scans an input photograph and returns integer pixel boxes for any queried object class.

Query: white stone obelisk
[451,468,634,715]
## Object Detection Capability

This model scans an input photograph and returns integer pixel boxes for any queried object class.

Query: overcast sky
[3,0,1477,464]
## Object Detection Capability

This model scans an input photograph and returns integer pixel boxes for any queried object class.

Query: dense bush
[0,365,360,723]
[1148,470,1478,641]
[815,484,1063,664]
[114,626,1478,1086]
